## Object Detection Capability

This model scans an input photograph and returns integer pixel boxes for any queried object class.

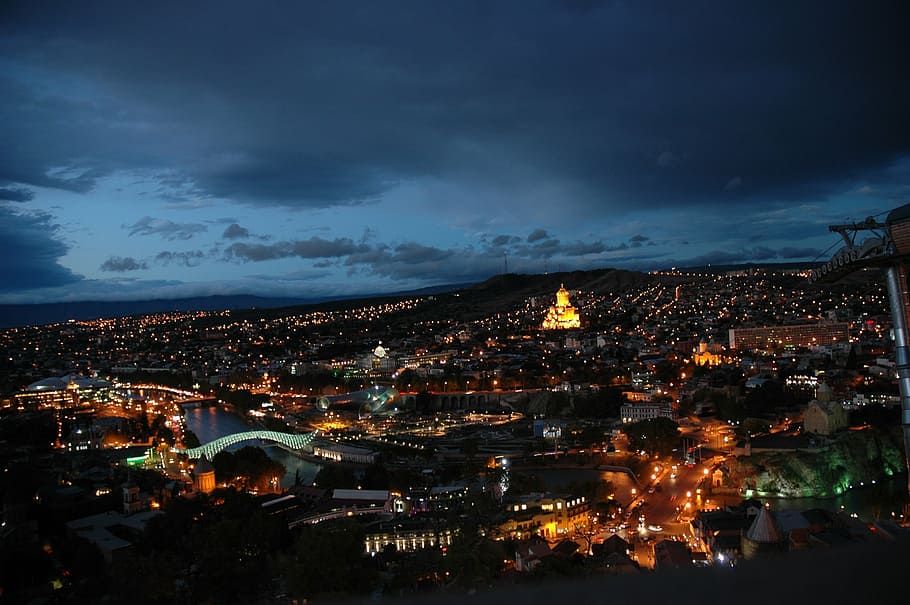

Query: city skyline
[1,1,907,304]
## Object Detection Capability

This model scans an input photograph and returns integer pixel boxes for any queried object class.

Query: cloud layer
[0,1,906,302]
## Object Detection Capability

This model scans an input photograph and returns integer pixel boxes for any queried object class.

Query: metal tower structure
[809,203,910,495]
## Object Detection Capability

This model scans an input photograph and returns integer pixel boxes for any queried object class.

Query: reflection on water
[768,475,908,521]
[184,406,249,443]
[183,406,321,489]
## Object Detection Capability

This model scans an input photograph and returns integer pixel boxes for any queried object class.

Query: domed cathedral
[541,284,581,330]
[193,454,216,494]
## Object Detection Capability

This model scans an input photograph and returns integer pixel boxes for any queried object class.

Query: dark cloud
[387,242,453,265]
[222,223,250,240]
[223,237,367,262]
[100,256,147,272]
[125,216,207,240]
[345,243,486,282]
[340,235,622,283]
[674,245,822,267]
[489,234,522,247]
[0,186,34,202]
[630,234,650,248]
[527,229,549,243]
[510,236,612,259]
[0,205,82,291]
[779,246,822,259]
[560,241,608,256]
[1,1,904,213]
[155,250,205,267]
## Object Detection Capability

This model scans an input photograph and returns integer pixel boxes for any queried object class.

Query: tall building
[541,284,581,330]
[728,323,849,350]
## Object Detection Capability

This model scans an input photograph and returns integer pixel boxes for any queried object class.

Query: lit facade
[13,374,112,410]
[313,442,380,464]
[728,323,850,350]
[541,284,581,330]
[193,456,216,494]
[620,401,675,423]
[364,519,456,554]
[692,342,730,366]
[499,494,589,541]
[803,400,847,435]
[398,351,454,368]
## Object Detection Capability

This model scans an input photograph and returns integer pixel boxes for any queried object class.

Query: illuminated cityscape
[1,2,907,602]
[2,266,909,601]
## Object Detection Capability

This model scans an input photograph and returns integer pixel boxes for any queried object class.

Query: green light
[126,455,147,466]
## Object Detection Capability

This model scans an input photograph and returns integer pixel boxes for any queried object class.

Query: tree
[313,465,356,490]
[577,425,608,450]
[211,446,285,491]
[573,389,624,418]
[623,417,680,456]
[283,520,377,599]
[744,379,803,417]
[183,429,201,449]
[443,535,507,589]
[216,388,269,415]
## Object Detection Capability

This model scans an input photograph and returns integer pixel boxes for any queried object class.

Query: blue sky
[1,1,907,303]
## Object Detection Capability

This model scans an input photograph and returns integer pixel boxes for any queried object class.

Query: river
[767,476,909,521]
[183,405,322,489]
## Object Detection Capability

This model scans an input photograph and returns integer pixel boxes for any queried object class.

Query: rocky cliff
[722,427,905,498]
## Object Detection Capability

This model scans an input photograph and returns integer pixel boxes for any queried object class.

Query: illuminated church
[541,284,581,329]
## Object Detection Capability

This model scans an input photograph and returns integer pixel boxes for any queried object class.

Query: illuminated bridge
[174,430,318,460]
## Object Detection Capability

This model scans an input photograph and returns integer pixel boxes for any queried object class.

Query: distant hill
[0,296,312,329]
[0,262,839,330]
[399,268,653,324]
[0,284,470,329]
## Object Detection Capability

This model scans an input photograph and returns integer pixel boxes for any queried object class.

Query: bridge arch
[174,430,318,460]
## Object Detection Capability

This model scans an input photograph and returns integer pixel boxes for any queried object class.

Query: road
[604,420,738,567]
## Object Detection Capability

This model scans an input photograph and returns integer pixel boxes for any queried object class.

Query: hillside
[410,268,654,323]
[723,427,905,498]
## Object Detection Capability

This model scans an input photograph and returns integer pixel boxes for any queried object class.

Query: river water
[183,405,321,488]
[768,477,908,521]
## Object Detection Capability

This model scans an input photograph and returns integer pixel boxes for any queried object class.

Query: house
[591,535,638,574]
[653,539,693,570]
[803,400,847,435]
[551,538,580,558]
[514,536,552,572]
[65,510,160,564]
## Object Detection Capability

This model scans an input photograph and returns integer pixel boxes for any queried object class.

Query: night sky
[1,1,907,303]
